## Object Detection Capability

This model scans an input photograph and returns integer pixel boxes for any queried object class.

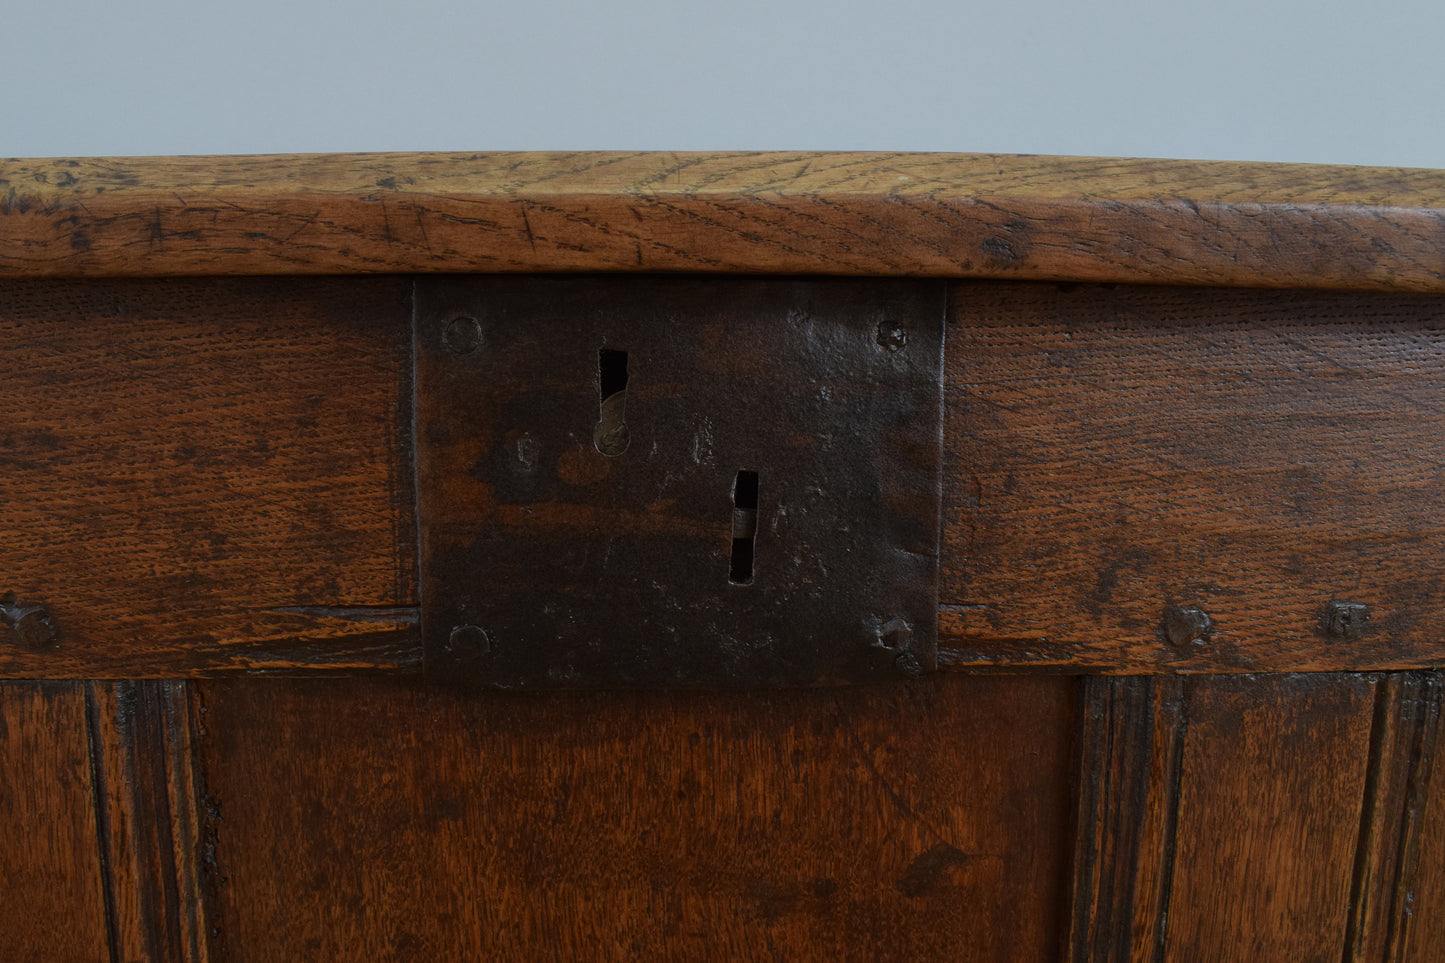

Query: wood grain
[5,152,1445,291]
[10,275,1445,676]
[8,152,1445,962]
[1164,674,1376,961]
[1067,676,1184,962]
[0,277,417,677]
[1405,735,1445,962]
[941,281,1445,672]
[87,681,211,961]
[190,675,1078,962]
[1358,672,1444,962]
[0,682,109,961]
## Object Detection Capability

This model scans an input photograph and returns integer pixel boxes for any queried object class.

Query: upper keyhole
[729,470,759,585]
[594,349,630,456]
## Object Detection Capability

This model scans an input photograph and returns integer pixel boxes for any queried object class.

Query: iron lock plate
[415,277,945,688]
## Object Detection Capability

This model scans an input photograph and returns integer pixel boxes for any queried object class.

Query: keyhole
[730,470,759,584]
[594,349,629,456]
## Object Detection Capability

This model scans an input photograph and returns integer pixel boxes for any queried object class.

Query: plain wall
[3,0,1442,166]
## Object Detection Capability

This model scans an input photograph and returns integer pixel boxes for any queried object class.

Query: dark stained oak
[1343,673,1443,960]
[1364,673,1445,962]
[1164,674,1376,961]
[0,277,417,677]
[189,675,1078,962]
[87,681,211,961]
[1406,730,1445,961]
[5,152,1445,291]
[1063,673,1445,962]
[11,276,1445,676]
[8,148,1445,962]
[941,281,1445,672]
[0,682,110,962]
[1067,676,1184,962]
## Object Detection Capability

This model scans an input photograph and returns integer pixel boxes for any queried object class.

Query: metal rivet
[876,321,908,352]
[1163,605,1211,647]
[448,624,491,656]
[443,317,482,355]
[874,616,913,650]
[1324,601,1369,641]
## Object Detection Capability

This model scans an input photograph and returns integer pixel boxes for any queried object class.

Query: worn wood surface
[1164,675,1375,960]
[7,277,1445,676]
[941,281,1445,672]
[2,664,1440,962]
[87,681,211,961]
[1065,673,1445,961]
[0,682,109,961]
[189,675,1077,962]
[1406,686,1445,961]
[8,154,1445,962]
[5,152,1445,291]
[0,277,417,677]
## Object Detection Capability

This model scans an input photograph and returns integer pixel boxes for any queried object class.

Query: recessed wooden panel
[942,282,1445,672]
[192,676,1077,962]
[0,277,416,677]
[1165,675,1375,961]
[0,682,109,962]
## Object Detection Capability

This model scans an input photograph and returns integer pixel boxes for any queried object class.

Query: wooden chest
[2,151,1444,961]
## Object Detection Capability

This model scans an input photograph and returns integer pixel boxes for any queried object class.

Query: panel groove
[87,681,213,962]
[1151,680,1187,963]
[1341,672,1445,961]
[1344,676,1395,962]
[1384,674,1443,960]
[84,683,124,963]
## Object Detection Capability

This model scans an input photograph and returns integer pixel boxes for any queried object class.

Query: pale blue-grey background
[4,0,1441,166]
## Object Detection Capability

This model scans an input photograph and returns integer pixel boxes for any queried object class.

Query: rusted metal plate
[415,277,945,687]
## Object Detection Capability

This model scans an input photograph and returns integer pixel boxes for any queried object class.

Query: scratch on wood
[265,605,420,625]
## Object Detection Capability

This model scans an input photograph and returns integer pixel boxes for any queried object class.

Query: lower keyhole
[730,470,759,585]
[594,348,630,456]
